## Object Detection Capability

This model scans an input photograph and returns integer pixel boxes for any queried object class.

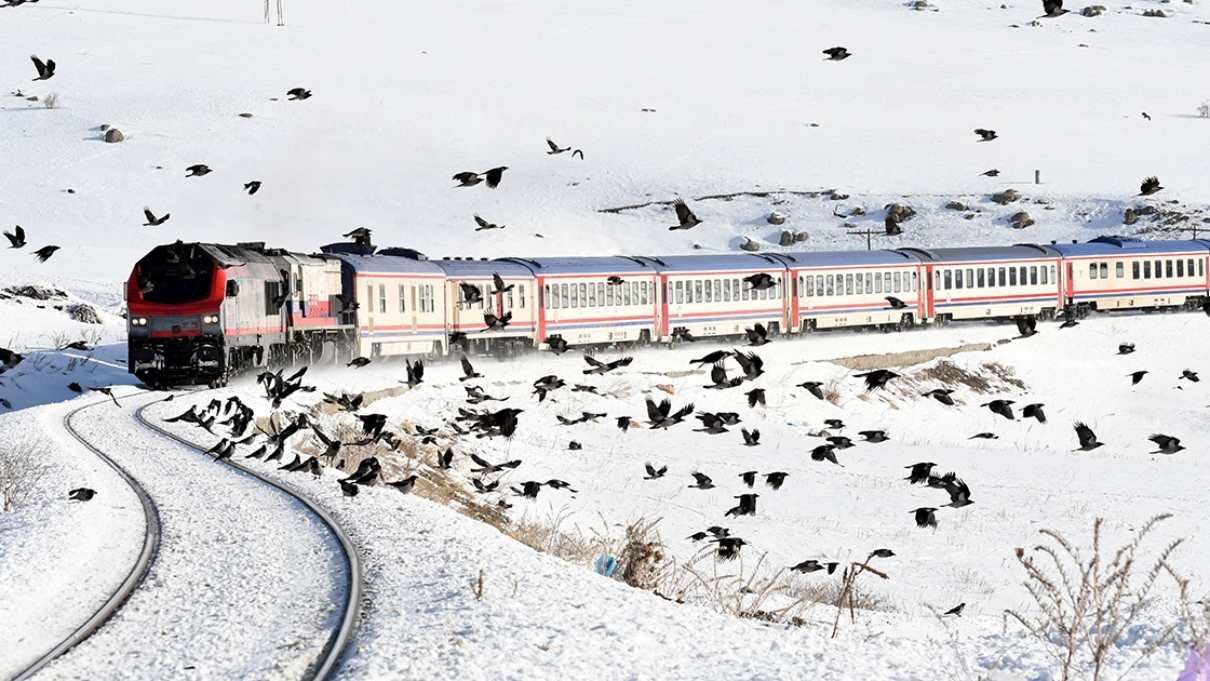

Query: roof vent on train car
[236,241,267,251]
[319,242,377,256]
[378,247,428,260]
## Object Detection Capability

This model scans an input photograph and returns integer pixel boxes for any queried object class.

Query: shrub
[0,441,49,512]
[1198,102,1209,119]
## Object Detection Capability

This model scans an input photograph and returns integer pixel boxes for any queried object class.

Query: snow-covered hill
[2,0,1209,284]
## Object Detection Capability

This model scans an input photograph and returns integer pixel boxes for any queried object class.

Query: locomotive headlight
[131,317,148,327]
[202,315,219,324]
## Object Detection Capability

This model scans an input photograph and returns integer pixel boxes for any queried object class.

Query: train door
[923,264,935,320]
[781,271,793,333]
[409,284,418,333]
[1065,262,1075,305]
[658,274,669,339]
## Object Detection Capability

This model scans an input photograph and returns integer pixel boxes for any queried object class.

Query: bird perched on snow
[68,487,96,501]
[1016,317,1038,337]
[1041,0,1068,17]
[30,55,55,80]
[974,129,998,142]
[1139,176,1163,196]
[855,369,899,391]
[822,46,851,60]
[982,399,1015,420]
[286,87,312,100]
[185,164,212,177]
[32,245,60,262]
[943,602,966,617]
[142,208,169,227]
[668,199,702,230]
[473,215,505,231]
[1073,422,1104,451]
[244,181,262,195]
[3,225,25,248]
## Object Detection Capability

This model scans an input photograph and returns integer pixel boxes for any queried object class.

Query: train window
[807,275,816,297]
[1017,267,1026,285]
[879,272,888,293]
[997,267,1006,286]
[587,283,596,307]
[520,285,527,308]
[931,272,938,292]
[1050,266,1055,283]
[943,270,951,290]
[643,281,651,305]
[295,275,303,295]
[704,280,713,303]
[1155,260,1162,278]
[855,273,864,295]
[977,269,986,288]
[842,274,850,295]
[825,275,834,296]
[1177,260,1185,277]
[561,283,570,308]
[399,285,406,312]
[694,280,703,303]
[1029,267,1038,285]
[865,273,873,293]
[1041,266,1048,285]
[630,282,639,305]
[1009,268,1018,286]
[894,272,903,293]
[1089,263,1097,280]
[1143,261,1151,279]
[1165,260,1173,278]
[987,267,996,287]
[366,285,373,313]
[569,284,578,308]
[1132,261,1140,279]
[672,281,681,304]
[1188,259,1196,277]
[378,285,386,314]
[543,285,550,309]
[965,269,974,288]
[912,272,918,291]
[954,270,963,289]
[507,290,515,309]
[1097,263,1106,280]
[816,277,824,297]
[723,280,732,302]
[1200,259,1205,277]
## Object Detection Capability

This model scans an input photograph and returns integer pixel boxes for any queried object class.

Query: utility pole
[847,228,879,251]
[264,0,284,26]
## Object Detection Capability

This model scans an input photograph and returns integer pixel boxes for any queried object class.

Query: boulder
[991,189,1020,205]
[739,237,761,252]
[945,200,968,211]
[66,303,102,325]
[794,231,809,243]
[1010,211,1035,229]
[3,285,65,301]
[884,203,917,223]
[104,128,125,143]
[1081,5,1105,16]
[778,230,796,247]
[1142,9,1166,17]
[1123,208,1138,225]
[767,211,786,225]
[829,190,850,201]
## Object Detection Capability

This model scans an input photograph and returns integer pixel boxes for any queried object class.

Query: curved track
[11,397,164,681]
[133,398,362,681]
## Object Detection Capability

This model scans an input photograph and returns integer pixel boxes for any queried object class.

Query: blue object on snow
[595,554,618,577]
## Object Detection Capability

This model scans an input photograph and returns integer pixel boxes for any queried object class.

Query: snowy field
[3,0,1210,679]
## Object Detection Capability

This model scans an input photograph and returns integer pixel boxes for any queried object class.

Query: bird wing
[732,351,753,374]
[584,355,604,369]
[710,363,727,385]
[473,215,489,228]
[311,425,334,446]
[1074,422,1094,445]
[645,399,662,422]
[493,273,505,291]
[470,453,492,468]
[674,199,696,224]
[30,55,45,75]
[546,137,559,152]
[461,356,475,377]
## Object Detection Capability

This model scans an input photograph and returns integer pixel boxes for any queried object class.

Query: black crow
[691,350,731,366]
[606,276,624,286]
[1016,316,1038,337]
[406,359,425,387]
[644,463,667,480]
[513,480,543,499]
[32,245,59,262]
[4,225,26,248]
[1074,422,1104,451]
[858,430,889,443]
[974,129,998,142]
[1180,369,1199,382]
[1139,176,1163,196]
[790,559,838,574]
[714,536,747,561]
[339,479,359,497]
[969,432,998,440]
[824,418,844,430]
[244,181,262,195]
[885,296,907,310]
[616,416,635,432]
[1022,403,1046,424]
[694,412,730,434]
[744,323,770,347]
[741,427,760,447]
[533,374,565,402]
[672,327,697,342]
[453,171,483,187]
[922,388,955,406]
[545,479,577,492]
[572,384,601,395]
[855,369,899,391]
[941,476,973,508]
[387,475,418,494]
[185,164,212,177]
[460,282,484,306]
[669,199,702,230]
[827,435,854,449]
[1149,434,1185,454]
[744,273,776,291]
[546,138,582,157]
[583,355,632,375]
[646,398,694,429]
[905,462,936,485]
[286,87,312,100]
[798,381,825,400]
[689,472,715,489]
[1041,0,1068,16]
[733,350,765,380]
[490,273,514,295]
[740,471,757,488]
[438,449,454,469]
[811,444,840,465]
[943,602,966,617]
[546,335,569,354]
[30,55,55,80]
[1118,343,1135,355]
[764,471,788,490]
[869,549,895,559]
[68,487,96,501]
[473,215,505,231]
[483,311,512,330]
[343,227,373,247]
[822,46,851,60]
[913,507,938,529]
[89,387,121,407]
[981,169,1000,177]
[982,399,1015,420]
[745,388,766,408]
[483,166,508,188]
[1128,370,1148,386]
[1142,112,1151,121]
[460,356,481,381]
[471,478,499,494]
[67,382,83,393]
[142,208,169,227]
[725,493,758,518]
[347,357,371,368]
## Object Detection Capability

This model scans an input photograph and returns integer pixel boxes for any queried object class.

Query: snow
[3,0,1210,678]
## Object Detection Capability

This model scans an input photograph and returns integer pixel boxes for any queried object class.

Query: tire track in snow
[11,397,163,681]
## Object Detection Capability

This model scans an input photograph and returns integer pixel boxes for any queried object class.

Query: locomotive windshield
[138,245,215,304]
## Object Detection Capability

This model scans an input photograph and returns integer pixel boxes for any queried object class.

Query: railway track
[133,397,362,681]
[11,398,164,681]
[13,391,362,681]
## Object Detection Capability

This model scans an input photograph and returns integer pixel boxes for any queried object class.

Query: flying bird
[3,225,25,248]
[912,507,939,529]
[822,47,851,60]
[347,357,371,368]
[482,166,508,188]
[744,273,776,291]
[1128,370,1148,386]
[644,463,667,480]
[744,323,771,347]
[669,199,702,230]
[922,388,955,406]
[810,444,840,466]
[1149,434,1185,454]
[885,296,907,310]
[732,351,765,380]
[905,462,936,485]
[765,471,788,490]
[943,602,966,617]
[1180,369,1199,383]
[142,208,170,227]
[1139,176,1163,196]
[705,362,743,389]
[32,245,60,262]
[405,359,425,387]
[745,388,766,408]
[691,350,731,366]
[981,169,1000,177]
[982,399,1015,420]
[1118,343,1136,355]
[1022,403,1046,424]
[68,487,96,502]
[244,181,262,195]
[286,87,312,100]
[974,129,998,142]
[969,432,998,440]
[185,164,212,177]
[459,356,481,381]
[30,55,55,80]
[453,172,483,187]
[490,273,514,295]
[798,381,825,400]
[741,428,761,447]
[855,369,899,391]
[483,311,512,331]
[1074,422,1104,451]
[473,215,505,231]
[688,472,715,489]
[859,430,889,443]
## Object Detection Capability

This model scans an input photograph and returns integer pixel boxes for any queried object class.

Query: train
[125,236,1210,386]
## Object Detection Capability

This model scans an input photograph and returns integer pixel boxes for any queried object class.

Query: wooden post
[1034,169,1041,185]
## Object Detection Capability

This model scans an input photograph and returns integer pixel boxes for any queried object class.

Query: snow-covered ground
[3,0,1210,678]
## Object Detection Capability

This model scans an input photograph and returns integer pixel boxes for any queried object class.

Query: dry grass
[911,360,1025,394]
[828,342,992,371]
[1004,514,1186,681]
[0,441,49,512]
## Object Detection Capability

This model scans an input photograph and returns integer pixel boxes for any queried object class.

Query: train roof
[647,253,794,272]
[499,255,658,275]
[324,251,445,276]
[895,244,1060,263]
[781,249,921,267]
[1048,236,1210,257]
[431,257,534,278]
